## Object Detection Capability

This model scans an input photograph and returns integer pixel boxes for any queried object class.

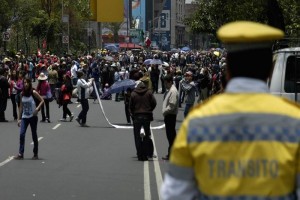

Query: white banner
[93,82,165,130]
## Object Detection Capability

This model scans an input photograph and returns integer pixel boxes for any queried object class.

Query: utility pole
[98,22,102,50]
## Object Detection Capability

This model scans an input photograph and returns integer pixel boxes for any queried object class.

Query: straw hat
[80,61,87,67]
[37,73,48,81]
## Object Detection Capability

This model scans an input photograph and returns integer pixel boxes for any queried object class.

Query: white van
[269,47,300,103]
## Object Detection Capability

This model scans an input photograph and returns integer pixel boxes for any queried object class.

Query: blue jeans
[78,99,89,124]
[184,103,193,118]
[19,116,38,156]
[72,78,78,86]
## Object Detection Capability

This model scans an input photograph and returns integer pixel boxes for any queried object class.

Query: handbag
[46,89,54,102]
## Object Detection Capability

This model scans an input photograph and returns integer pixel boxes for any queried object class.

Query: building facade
[150,0,186,50]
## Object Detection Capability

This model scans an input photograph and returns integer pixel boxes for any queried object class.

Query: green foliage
[185,0,300,37]
[2,0,91,55]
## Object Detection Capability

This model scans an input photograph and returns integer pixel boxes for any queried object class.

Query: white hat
[38,73,48,81]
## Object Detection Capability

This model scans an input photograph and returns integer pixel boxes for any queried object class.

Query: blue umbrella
[143,59,152,65]
[181,46,191,51]
[150,59,162,65]
[105,45,119,52]
[171,48,179,53]
[108,79,136,94]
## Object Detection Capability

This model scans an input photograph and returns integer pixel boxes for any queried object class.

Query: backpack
[55,88,63,107]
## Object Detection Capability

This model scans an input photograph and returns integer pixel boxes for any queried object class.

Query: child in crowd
[100,83,112,100]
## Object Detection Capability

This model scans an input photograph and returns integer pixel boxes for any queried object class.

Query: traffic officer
[161,21,300,199]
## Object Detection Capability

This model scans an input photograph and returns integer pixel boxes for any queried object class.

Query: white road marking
[31,137,43,145]
[151,131,163,200]
[52,124,61,130]
[0,156,14,167]
[144,161,151,200]
[77,105,81,108]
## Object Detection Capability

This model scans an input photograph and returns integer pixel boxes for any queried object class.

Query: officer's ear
[225,67,231,82]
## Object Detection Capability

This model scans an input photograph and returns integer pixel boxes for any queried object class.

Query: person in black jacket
[0,67,10,122]
[129,81,157,161]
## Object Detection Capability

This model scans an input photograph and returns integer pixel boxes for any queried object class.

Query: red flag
[145,37,151,47]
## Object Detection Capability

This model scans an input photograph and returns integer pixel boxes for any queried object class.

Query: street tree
[185,0,300,38]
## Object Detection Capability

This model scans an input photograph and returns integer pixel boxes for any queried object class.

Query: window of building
[284,55,300,93]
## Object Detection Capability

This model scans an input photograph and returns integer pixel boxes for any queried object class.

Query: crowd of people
[1,20,299,200]
[0,47,227,121]
[0,47,226,160]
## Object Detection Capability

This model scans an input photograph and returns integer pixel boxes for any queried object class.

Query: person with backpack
[59,74,74,122]
[14,78,44,160]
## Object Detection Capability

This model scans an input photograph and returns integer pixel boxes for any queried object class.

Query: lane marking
[31,137,43,145]
[151,130,163,200]
[0,156,14,167]
[52,124,61,130]
[144,161,151,200]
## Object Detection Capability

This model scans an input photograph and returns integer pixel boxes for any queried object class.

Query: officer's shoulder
[189,95,219,113]
[280,97,300,110]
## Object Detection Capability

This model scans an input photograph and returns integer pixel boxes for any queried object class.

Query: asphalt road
[0,90,185,200]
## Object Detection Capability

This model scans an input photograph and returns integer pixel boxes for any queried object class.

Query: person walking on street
[124,88,132,124]
[150,64,160,93]
[14,78,44,160]
[36,73,51,123]
[8,70,18,120]
[47,64,58,97]
[75,71,94,127]
[0,67,10,122]
[161,21,300,200]
[14,71,25,108]
[129,81,157,161]
[162,74,178,161]
[71,61,78,86]
[60,74,74,122]
[181,71,197,118]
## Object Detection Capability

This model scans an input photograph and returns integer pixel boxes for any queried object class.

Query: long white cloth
[93,82,165,129]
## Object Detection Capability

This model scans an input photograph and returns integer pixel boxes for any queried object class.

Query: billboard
[90,0,124,22]
[131,0,146,30]
[152,0,171,51]
[131,0,146,44]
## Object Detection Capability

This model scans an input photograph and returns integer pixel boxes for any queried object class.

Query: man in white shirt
[162,74,178,160]
[71,61,78,86]
[75,71,94,127]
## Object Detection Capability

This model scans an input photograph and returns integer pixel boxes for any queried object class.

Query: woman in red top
[36,73,51,122]
[60,74,74,122]
[8,70,18,120]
